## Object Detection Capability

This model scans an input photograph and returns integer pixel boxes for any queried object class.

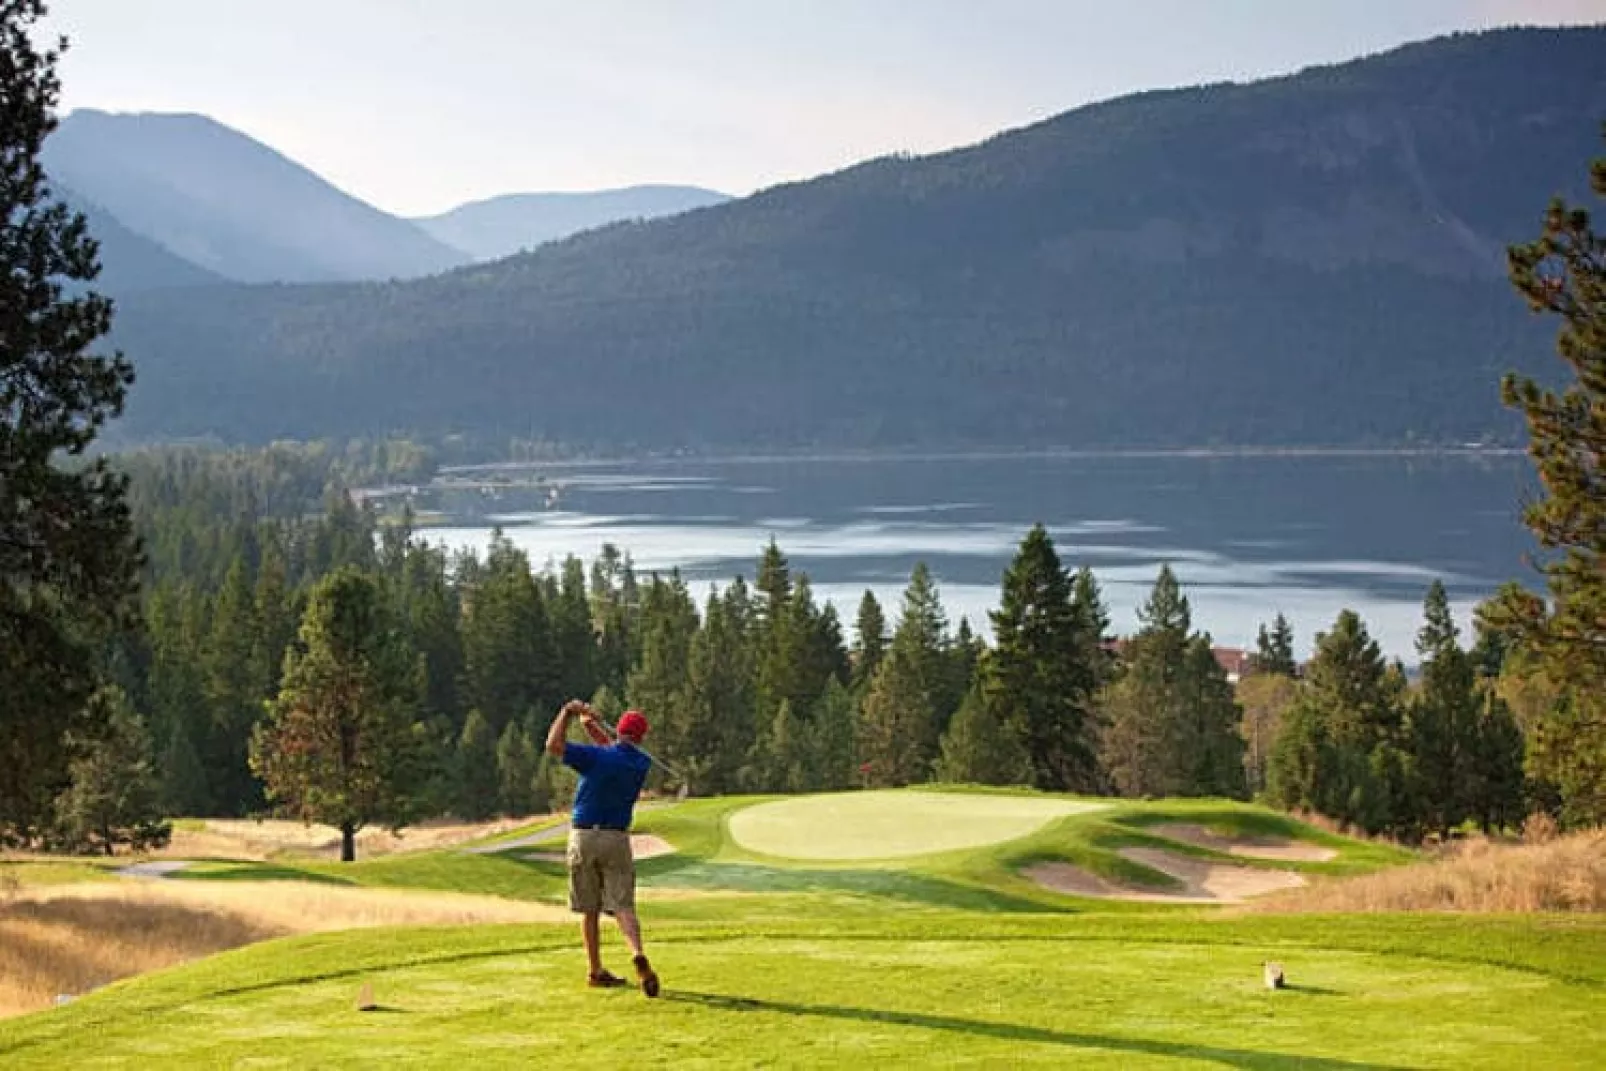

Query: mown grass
[1,913,1600,1068]
[6,791,1594,1066]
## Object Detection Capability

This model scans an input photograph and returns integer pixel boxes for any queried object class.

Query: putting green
[727,791,1103,861]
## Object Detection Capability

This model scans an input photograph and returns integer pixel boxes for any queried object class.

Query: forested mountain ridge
[413,185,732,261]
[109,28,1606,449]
[45,110,466,283]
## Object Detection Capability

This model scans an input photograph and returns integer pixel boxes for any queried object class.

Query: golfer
[545,699,661,997]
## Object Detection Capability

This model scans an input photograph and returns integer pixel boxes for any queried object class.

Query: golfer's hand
[578,706,600,728]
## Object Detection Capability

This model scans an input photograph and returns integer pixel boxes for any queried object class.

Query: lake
[410,452,1537,662]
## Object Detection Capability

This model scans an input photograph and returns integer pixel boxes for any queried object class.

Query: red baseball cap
[617,710,649,741]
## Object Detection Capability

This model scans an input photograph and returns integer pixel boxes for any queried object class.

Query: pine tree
[494,719,540,816]
[1409,581,1479,836]
[990,527,1097,791]
[678,587,756,794]
[851,590,889,693]
[1469,689,1526,833]
[0,1,141,843]
[50,688,171,855]
[757,700,809,793]
[1099,567,1241,798]
[1481,130,1606,828]
[935,673,1032,786]
[455,710,499,820]
[1071,567,1113,690]
[460,533,558,734]
[1267,611,1407,835]
[1253,614,1298,676]
[888,563,954,774]
[1237,672,1297,797]
[857,646,935,787]
[809,676,859,791]
[204,557,264,815]
[250,568,425,861]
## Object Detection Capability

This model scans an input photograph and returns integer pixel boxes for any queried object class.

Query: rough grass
[1255,829,1606,913]
[159,816,548,861]
[0,881,564,1018]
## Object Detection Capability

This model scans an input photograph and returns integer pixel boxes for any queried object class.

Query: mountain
[61,188,223,291]
[109,28,1606,449]
[414,186,731,261]
[44,111,466,283]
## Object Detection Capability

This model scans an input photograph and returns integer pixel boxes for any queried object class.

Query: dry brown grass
[159,816,545,861]
[1253,829,1606,914]
[0,880,566,1018]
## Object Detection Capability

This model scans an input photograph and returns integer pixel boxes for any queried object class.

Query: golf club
[589,711,692,800]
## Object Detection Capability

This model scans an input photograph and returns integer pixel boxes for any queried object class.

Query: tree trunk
[340,822,356,862]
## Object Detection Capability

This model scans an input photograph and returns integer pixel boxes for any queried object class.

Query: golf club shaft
[592,715,689,785]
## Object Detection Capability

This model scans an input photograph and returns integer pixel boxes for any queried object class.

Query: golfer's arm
[581,716,610,746]
[544,708,572,758]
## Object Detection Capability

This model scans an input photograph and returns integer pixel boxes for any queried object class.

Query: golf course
[3,788,1602,1068]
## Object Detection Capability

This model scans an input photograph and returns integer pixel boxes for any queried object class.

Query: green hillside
[108,27,1605,448]
[2,791,1602,1068]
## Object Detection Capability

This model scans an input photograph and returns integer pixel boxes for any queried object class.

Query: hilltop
[104,27,1606,448]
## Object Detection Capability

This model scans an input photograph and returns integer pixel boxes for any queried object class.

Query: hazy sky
[45,0,1606,216]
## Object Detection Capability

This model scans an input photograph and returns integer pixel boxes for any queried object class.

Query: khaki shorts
[567,828,636,914]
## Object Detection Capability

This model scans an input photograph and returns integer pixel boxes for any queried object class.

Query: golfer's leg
[613,908,645,957]
[582,911,604,974]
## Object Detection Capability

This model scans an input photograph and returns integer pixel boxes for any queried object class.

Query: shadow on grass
[664,991,1412,1070]
[638,860,1051,913]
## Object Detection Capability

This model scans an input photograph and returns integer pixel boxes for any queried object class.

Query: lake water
[414,452,1537,662]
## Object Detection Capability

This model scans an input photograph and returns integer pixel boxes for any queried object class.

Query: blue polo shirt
[563,742,651,829]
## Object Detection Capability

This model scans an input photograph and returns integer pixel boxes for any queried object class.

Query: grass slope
[4,790,1595,1067]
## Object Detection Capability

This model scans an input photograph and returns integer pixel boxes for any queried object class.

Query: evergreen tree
[1071,567,1113,690]
[203,557,264,815]
[0,1,141,843]
[550,555,596,709]
[851,590,889,693]
[989,527,1097,791]
[1267,611,1407,835]
[1481,130,1606,828]
[1469,688,1526,833]
[50,687,171,855]
[1253,614,1298,676]
[885,562,954,774]
[678,586,756,794]
[935,672,1033,786]
[1409,581,1479,836]
[460,533,558,733]
[1099,567,1243,798]
[1237,672,1297,797]
[757,699,810,793]
[250,568,425,861]
[625,572,698,764]
[454,710,499,820]
[857,645,936,787]
[495,720,540,815]
[809,676,859,792]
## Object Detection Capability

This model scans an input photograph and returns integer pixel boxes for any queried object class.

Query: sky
[45,0,1606,217]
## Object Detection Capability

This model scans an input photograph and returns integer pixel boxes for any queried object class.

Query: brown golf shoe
[588,969,629,989]
[632,954,661,998]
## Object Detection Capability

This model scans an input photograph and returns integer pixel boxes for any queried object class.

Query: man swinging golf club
[545,699,661,997]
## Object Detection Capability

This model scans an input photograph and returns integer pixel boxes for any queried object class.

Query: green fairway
[2,915,1601,1069]
[4,790,1596,1067]
[726,790,1103,860]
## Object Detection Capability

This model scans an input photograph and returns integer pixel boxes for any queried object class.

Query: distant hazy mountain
[111,28,1606,450]
[44,110,466,283]
[413,185,731,260]
[59,187,223,292]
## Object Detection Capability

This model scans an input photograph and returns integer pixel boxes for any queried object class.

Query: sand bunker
[1151,823,1337,863]
[523,834,675,864]
[1024,848,1306,904]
